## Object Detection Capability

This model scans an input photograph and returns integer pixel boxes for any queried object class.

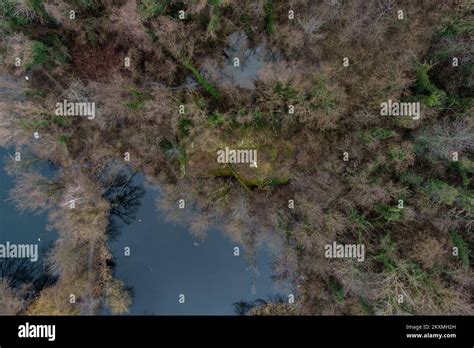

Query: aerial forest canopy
[0,0,472,316]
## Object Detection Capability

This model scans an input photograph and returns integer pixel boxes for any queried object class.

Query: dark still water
[109,174,280,315]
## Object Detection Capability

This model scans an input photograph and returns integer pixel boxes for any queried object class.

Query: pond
[201,31,278,90]
[108,174,281,315]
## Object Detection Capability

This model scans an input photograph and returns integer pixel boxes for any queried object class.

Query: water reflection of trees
[98,166,146,241]
[0,243,57,300]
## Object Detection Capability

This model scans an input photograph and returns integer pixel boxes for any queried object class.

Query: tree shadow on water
[100,168,146,242]
[0,242,58,298]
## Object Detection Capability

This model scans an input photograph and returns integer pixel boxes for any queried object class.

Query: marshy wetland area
[0,0,472,317]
